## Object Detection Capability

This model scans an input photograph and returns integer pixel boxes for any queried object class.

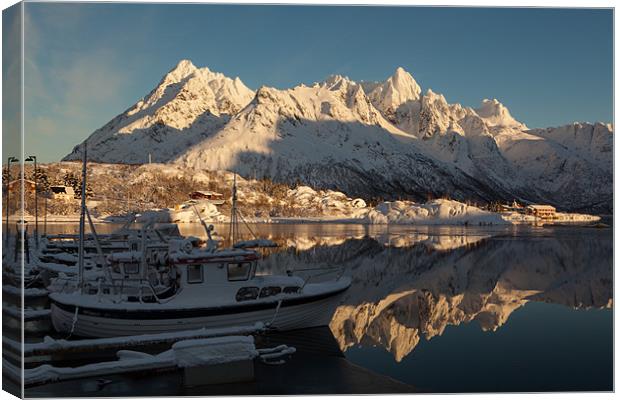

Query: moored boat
[49,241,350,337]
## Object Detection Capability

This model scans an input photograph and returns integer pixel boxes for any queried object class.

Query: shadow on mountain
[184,116,519,204]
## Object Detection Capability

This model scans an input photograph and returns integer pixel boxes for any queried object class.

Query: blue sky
[22,4,613,162]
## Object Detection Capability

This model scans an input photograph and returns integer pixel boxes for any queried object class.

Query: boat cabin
[171,248,303,304]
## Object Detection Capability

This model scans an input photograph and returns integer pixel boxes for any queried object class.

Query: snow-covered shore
[11,185,600,226]
[117,198,600,226]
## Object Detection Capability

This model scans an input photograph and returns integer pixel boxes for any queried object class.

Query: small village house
[7,179,36,193]
[526,204,556,219]
[50,185,76,201]
[188,190,225,205]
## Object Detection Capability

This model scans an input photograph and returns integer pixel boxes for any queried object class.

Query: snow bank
[361,199,509,226]
[285,186,369,217]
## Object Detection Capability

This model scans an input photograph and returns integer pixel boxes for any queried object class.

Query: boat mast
[78,141,87,294]
[228,173,238,245]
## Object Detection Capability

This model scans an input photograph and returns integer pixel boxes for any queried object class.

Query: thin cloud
[24,6,131,162]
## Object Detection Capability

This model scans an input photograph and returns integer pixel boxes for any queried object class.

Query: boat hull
[50,287,348,338]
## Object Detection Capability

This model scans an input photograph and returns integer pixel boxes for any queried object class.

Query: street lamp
[25,155,38,248]
[5,156,19,245]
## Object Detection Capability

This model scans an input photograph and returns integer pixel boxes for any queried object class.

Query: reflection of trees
[258,231,612,362]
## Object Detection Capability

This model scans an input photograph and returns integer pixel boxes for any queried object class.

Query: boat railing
[299,265,346,290]
[55,276,173,304]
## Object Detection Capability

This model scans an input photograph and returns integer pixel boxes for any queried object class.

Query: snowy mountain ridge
[63,60,613,212]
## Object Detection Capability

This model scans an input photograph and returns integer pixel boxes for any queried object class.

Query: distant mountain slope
[64,60,613,212]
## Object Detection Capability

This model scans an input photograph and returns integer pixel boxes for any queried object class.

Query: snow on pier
[4,322,266,358]
[2,304,51,321]
[7,334,296,387]
[2,285,49,297]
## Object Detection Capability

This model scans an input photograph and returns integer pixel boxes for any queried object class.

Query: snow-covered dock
[22,327,416,396]
[2,305,51,321]
[2,285,49,298]
[4,323,266,360]
[7,335,290,387]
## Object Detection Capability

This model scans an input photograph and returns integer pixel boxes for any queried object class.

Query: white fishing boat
[49,238,351,337]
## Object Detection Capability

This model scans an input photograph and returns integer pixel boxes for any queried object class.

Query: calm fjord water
[32,222,612,393]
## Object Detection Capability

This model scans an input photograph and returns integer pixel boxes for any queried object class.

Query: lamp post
[25,155,38,248]
[5,156,19,245]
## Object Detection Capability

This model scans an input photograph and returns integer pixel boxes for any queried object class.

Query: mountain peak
[366,67,422,113]
[175,58,196,70]
[476,98,526,129]
[321,74,353,90]
[164,59,199,83]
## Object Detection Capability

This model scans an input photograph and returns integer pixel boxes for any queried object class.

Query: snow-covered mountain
[64,60,613,212]
[64,60,254,163]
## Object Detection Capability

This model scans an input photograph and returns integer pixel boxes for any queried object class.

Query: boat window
[236,287,259,302]
[259,286,282,298]
[227,262,252,281]
[123,262,139,274]
[283,286,300,294]
[187,265,203,284]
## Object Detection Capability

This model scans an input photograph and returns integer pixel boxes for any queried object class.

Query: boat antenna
[78,141,87,294]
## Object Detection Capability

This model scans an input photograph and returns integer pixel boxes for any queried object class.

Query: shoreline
[6,214,605,227]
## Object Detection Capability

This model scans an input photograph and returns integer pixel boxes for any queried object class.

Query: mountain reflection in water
[251,226,612,363]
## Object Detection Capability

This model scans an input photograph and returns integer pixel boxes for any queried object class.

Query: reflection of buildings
[260,231,612,363]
